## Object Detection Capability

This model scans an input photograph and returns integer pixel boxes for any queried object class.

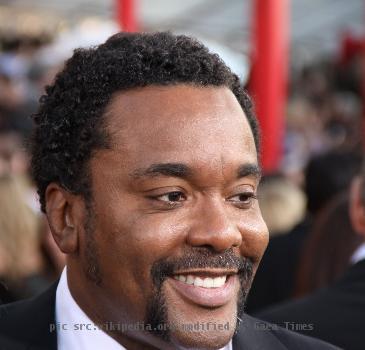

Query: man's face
[79,85,268,349]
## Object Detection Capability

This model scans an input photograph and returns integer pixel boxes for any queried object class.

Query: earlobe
[349,177,365,236]
[45,183,79,254]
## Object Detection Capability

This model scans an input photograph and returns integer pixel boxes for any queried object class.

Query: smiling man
[0,32,339,350]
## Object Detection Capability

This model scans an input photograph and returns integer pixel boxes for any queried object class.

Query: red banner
[249,0,290,173]
[116,0,138,32]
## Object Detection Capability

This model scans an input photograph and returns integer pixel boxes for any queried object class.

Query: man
[257,162,365,350]
[0,32,338,350]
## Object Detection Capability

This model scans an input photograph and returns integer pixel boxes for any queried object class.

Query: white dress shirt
[56,268,124,349]
[56,268,232,350]
[350,242,365,265]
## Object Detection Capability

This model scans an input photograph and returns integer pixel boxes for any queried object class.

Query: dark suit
[257,259,365,350]
[0,283,339,350]
[246,220,311,314]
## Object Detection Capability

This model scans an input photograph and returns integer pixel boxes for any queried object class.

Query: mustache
[151,248,254,289]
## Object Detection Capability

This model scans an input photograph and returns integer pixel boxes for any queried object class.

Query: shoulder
[0,283,57,349]
[255,265,363,325]
[256,290,325,323]
[269,322,340,349]
[233,315,341,349]
[0,297,36,333]
[254,271,365,350]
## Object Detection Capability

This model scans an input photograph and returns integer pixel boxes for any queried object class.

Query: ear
[349,176,365,237]
[45,183,81,254]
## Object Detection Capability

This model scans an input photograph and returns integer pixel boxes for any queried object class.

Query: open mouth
[173,274,228,288]
[167,270,238,308]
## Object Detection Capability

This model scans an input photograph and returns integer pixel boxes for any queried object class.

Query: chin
[156,274,241,349]
[170,327,234,350]
[166,307,237,350]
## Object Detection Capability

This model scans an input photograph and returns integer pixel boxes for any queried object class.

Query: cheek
[94,209,189,285]
[238,210,269,265]
[93,211,192,323]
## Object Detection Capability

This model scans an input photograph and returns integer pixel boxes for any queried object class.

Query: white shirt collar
[56,268,124,350]
[56,268,232,350]
[350,242,365,265]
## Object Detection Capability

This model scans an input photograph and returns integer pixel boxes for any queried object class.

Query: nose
[186,197,242,252]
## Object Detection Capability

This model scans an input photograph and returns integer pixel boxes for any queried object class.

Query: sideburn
[83,200,103,286]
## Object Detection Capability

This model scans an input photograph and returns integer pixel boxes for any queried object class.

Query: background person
[246,149,362,313]
[256,162,365,350]
[294,192,362,297]
[0,175,48,303]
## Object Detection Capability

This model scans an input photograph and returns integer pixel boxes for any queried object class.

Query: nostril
[186,204,242,251]
[232,240,241,248]
[196,244,213,250]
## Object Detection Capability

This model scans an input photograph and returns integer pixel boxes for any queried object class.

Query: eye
[227,192,257,208]
[155,191,187,203]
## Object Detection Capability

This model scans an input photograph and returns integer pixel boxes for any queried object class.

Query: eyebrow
[130,162,261,181]
[130,163,193,180]
[237,164,262,180]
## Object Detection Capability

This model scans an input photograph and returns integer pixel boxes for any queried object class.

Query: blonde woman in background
[258,175,306,237]
[0,175,49,303]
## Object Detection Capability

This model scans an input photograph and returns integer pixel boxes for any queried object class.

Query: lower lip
[166,275,237,308]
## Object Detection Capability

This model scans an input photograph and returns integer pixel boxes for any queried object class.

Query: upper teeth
[173,275,227,288]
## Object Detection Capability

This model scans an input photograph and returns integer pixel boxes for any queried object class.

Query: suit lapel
[1,282,300,350]
[335,258,365,288]
[0,282,58,350]
[26,282,58,350]
[25,287,285,350]
[232,314,287,350]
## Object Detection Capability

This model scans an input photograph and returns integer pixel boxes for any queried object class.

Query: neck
[66,262,176,350]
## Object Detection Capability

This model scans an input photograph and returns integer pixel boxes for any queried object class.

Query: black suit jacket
[0,283,339,350]
[246,220,311,314]
[257,259,365,350]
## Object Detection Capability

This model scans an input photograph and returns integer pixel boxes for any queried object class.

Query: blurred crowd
[0,32,65,303]
[0,14,118,304]
[247,36,365,313]
[0,26,364,319]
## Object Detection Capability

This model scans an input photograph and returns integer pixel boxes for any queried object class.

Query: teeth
[178,275,187,283]
[173,275,227,288]
[194,277,204,287]
[213,276,226,287]
[186,275,195,285]
[203,278,213,288]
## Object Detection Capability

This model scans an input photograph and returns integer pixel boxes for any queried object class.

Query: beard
[82,204,254,343]
[83,202,103,286]
[146,247,254,341]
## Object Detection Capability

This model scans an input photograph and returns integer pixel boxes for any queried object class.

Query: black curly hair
[31,31,260,213]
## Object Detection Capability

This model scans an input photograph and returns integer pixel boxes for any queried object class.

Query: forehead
[101,85,257,175]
